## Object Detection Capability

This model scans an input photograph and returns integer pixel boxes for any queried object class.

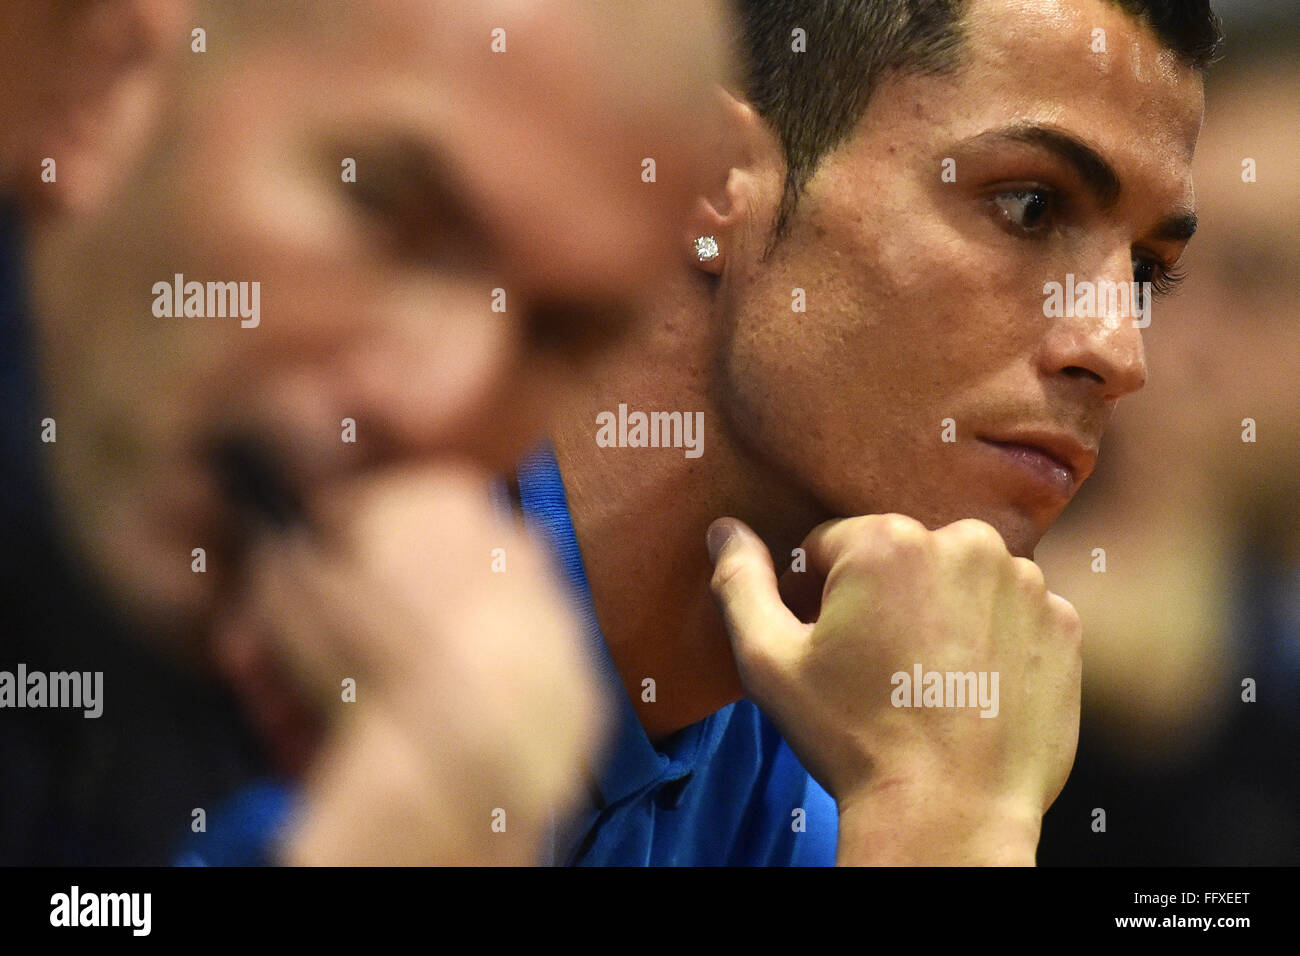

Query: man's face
[716,0,1205,557]
[27,0,731,635]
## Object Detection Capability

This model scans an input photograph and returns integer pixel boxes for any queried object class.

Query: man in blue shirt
[512,0,1221,866]
[513,448,838,865]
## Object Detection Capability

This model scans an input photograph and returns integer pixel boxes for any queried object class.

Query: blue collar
[516,445,717,808]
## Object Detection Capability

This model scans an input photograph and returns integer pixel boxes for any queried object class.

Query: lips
[976,431,1099,495]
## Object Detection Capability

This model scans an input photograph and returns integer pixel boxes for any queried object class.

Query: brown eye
[991,188,1054,234]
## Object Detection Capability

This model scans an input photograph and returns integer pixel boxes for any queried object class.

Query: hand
[217,464,609,865]
[707,513,1082,864]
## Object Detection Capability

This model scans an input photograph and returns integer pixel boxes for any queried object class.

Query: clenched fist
[707,513,1082,865]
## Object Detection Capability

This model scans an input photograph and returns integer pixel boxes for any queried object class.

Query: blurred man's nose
[339,302,604,475]
[331,309,519,470]
[453,291,647,472]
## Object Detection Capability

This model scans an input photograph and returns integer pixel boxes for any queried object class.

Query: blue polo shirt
[179,447,838,866]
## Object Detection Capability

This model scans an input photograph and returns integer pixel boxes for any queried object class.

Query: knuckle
[872,513,930,552]
[942,518,1008,559]
[1048,593,1083,642]
[1012,556,1048,593]
[836,513,929,573]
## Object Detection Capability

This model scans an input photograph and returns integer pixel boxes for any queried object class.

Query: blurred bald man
[0,0,734,864]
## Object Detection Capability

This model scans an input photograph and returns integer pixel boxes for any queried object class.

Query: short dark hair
[736,0,1224,240]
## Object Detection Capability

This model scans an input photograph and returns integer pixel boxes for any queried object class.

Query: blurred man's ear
[0,0,189,219]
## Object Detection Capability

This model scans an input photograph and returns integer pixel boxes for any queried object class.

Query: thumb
[707,518,805,661]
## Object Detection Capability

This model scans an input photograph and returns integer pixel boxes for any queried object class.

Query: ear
[0,0,190,220]
[685,85,784,276]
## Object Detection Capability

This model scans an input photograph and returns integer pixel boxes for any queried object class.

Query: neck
[550,297,827,744]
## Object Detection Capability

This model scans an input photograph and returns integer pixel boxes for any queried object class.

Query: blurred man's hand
[708,514,1082,865]
[217,466,608,865]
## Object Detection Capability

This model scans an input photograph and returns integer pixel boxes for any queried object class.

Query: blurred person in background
[0,0,734,864]
[1038,0,1300,864]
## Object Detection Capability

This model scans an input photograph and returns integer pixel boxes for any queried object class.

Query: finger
[777,562,824,624]
[799,512,930,579]
[707,517,806,659]
[796,517,851,580]
[245,533,367,708]
[1046,591,1083,644]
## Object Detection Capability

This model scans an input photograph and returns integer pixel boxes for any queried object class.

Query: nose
[1038,254,1149,402]
[332,297,544,476]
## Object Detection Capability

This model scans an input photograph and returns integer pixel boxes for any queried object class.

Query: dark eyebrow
[964,123,1122,209]
[961,123,1199,244]
[339,130,497,257]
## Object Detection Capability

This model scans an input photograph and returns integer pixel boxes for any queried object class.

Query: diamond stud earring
[694,236,720,263]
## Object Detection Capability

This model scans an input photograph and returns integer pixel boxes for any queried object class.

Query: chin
[991,515,1048,560]
[1005,535,1038,560]
[930,503,1047,560]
